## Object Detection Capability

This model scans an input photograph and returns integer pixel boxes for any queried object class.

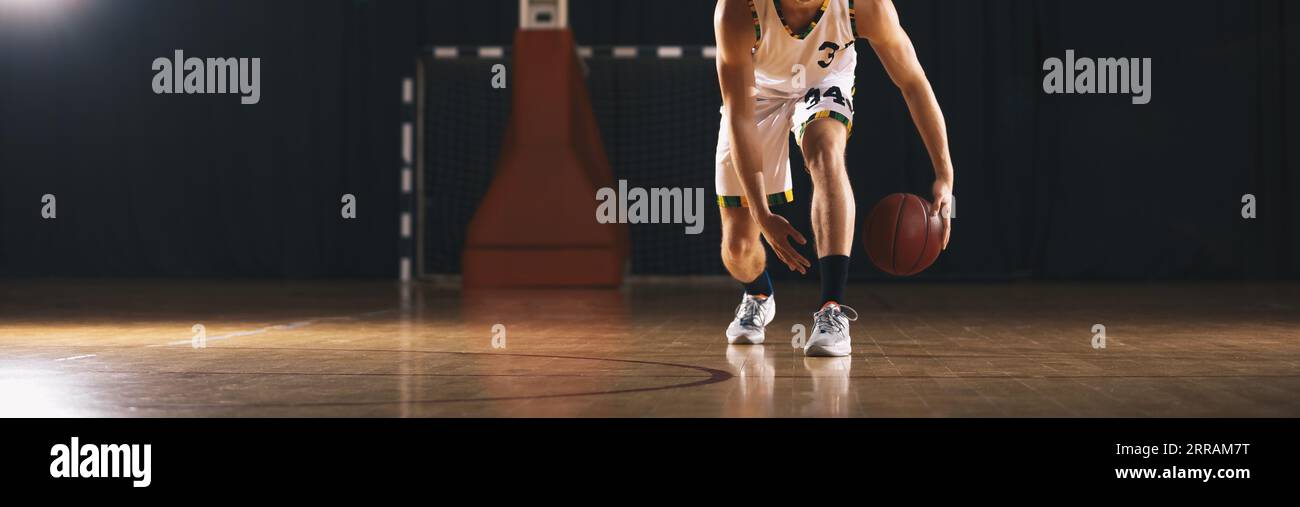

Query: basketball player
[716,0,954,356]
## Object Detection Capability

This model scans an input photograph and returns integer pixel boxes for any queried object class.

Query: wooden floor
[1,279,1298,417]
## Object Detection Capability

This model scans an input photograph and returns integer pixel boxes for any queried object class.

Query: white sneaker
[726,294,775,345]
[804,303,858,357]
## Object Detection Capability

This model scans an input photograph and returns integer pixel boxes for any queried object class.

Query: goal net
[417,45,725,277]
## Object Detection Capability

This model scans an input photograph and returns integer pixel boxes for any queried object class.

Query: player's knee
[805,150,842,174]
[803,147,846,181]
[801,122,847,177]
[722,236,761,261]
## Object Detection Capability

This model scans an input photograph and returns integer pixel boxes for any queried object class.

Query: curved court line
[121,347,735,409]
[84,371,716,379]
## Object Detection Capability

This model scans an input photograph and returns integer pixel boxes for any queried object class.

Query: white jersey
[751,0,858,100]
[715,0,860,207]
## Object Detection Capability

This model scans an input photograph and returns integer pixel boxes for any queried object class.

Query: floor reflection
[799,356,853,417]
[3,280,1298,416]
[0,372,82,417]
[724,345,775,416]
[724,343,858,417]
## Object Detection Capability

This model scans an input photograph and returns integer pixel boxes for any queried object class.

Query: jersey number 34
[804,86,853,112]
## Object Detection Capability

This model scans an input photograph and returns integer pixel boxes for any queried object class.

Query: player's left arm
[857,0,953,249]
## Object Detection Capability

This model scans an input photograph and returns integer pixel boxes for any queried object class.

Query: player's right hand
[754,211,810,274]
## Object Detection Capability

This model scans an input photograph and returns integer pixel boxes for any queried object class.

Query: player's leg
[794,100,857,356]
[800,117,855,305]
[715,98,792,345]
[720,207,766,287]
[801,118,855,262]
[720,206,777,345]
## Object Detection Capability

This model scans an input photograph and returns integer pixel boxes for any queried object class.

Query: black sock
[819,255,850,305]
[741,270,773,298]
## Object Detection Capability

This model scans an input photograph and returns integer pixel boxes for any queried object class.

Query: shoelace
[813,304,858,334]
[734,297,767,328]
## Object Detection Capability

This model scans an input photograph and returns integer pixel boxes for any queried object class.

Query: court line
[20,340,1296,364]
[63,368,1300,380]
[775,373,1300,379]
[53,354,96,362]
[71,370,715,379]
[146,308,395,347]
[114,347,735,409]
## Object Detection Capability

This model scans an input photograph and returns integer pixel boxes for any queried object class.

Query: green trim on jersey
[797,110,853,142]
[717,189,795,208]
[773,0,832,40]
[848,0,858,38]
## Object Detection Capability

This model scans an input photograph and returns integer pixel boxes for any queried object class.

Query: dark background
[1,0,1296,279]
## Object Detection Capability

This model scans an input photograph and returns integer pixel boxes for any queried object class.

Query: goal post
[520,0,567,30]
[458,0,627,288]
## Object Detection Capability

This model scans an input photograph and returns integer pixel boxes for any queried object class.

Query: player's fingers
[770,245,797,272]
[774,242,798,273]
[782,242,810,272]
[781,254,799,272]
[788,226,808,245]
[941,215,952,250]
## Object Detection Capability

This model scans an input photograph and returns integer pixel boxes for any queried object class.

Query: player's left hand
[931,179,953,250]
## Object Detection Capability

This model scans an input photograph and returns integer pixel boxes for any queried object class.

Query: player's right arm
[715,0,809,274]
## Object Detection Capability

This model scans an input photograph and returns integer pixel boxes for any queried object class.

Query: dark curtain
[1,0,1296,279]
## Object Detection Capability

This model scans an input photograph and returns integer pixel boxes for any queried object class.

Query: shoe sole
[726,297,774,345]
[804,343,850,357]
[727,334,765,345]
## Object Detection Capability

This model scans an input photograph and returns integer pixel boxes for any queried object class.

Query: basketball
[864,193,944,276]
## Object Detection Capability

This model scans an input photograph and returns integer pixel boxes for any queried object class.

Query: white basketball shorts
[714,80,855,208]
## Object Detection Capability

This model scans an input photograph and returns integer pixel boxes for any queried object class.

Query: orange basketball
[864,193,943,276]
